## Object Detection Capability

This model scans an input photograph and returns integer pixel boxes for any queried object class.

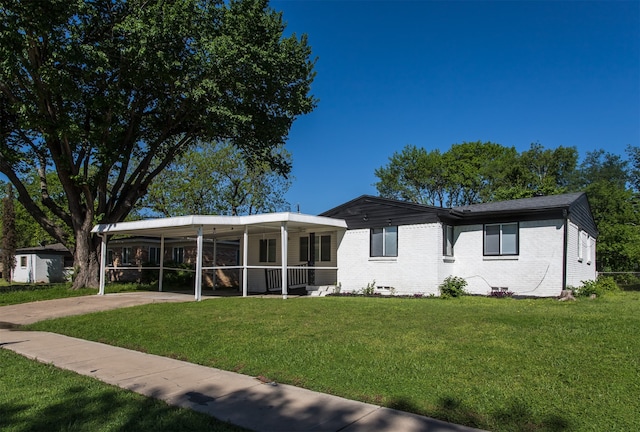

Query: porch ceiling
[92,212,347,240]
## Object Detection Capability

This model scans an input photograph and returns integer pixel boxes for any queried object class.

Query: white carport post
[242,226,248,297]
[158,235,165,292]
[98,234,107,295]
[195,226,203,301]
[281,221,288,299]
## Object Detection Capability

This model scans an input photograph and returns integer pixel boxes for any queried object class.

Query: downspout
[562,209,568,292]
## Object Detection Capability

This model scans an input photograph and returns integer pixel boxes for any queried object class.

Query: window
[173,247,184,264]
[259,238,276,263]
[484,223,518,256]
[586,233,592,264]
[315,235,331,262]
[300,235,331,262]
[122,247,132,264]
[20,256,27,267]
[299,237,309,262]
[371,226,398,257]
[443,225,454,256]
[149,247,161,265]
[578,230,585,261]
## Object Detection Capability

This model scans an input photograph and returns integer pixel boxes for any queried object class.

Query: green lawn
[24,293,640,431]
[0,349,245,432]
[0,282,154,306]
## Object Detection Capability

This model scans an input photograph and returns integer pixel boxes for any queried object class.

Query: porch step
[306,285,337,297]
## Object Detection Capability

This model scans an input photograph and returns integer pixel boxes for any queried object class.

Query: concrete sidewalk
[0,294,484,432]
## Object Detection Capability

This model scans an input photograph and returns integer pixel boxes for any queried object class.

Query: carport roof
[92,212,348,239]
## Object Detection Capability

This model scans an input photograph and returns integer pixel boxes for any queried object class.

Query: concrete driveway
[0,291,194,327]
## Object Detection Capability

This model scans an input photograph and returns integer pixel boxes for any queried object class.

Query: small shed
[13,243,73,283]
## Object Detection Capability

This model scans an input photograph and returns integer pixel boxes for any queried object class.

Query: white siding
[565,221,597,288]
[451,220,566,297]
[12,253,65,283]
[337,224,442,295]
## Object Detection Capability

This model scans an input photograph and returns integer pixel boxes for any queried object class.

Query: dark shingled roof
[321,192,598,238]
[16,243,71,254]
[451,192,586,215]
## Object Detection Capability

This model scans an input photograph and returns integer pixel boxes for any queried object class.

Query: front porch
[92,213,347,300]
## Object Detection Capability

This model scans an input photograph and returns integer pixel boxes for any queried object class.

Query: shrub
[439,276,467,299]
[360,280,376,296]
[161,262,195,287]
[573,276,620,298]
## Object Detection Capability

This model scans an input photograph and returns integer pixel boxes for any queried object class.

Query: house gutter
[562,209,568,292]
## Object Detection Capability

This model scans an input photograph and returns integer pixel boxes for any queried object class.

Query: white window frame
[172,247,185,264]
[484,222,519,256]
[20,256,27,268]
[149,246,161,265]
[370,226,398,257]
[122,247,132,265]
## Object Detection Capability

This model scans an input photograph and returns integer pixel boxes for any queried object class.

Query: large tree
[0,0,316,288]
[138,141,292,217]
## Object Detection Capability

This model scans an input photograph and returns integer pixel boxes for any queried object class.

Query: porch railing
[265,264,308,292]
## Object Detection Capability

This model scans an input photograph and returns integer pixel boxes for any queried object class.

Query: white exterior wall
[337,224,442,295]
[12,253,65,283]
[565,221,597,288]
[451,219,566,297]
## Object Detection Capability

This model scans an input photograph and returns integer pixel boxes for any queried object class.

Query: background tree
[375,142,639,273]
[491,143,579,200]
[443,141,518,206]
[572,150,640,271]
[1,183,17,282]
[138,141,292,217]
[375,142,519,207]
[0,179,63,249]
[373,145,446,206]
[0,0,316,288]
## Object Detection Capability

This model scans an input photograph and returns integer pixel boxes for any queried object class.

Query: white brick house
[321,193,598,297]
[92,193,597,299]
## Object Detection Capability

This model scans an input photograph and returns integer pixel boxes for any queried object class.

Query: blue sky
[272,0,640,215]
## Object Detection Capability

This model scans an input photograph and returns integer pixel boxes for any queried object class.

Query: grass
[0,349,246,432]
[24,293,640,431]
[0,282,155,306]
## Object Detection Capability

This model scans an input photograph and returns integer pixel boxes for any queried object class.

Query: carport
[92,213,347,300]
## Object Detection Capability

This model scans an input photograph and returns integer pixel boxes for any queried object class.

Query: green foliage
[29,294,640,431]
[360,280,376,295]
[1,183,16,281]
[438,276,467,298]
[573,276,620,298]
[0,0,316,287]
[374,142,578,207]
[137,141,292,217]
[161,262,195,288]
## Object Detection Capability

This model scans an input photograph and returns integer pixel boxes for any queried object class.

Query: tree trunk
[71,228,101,289]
